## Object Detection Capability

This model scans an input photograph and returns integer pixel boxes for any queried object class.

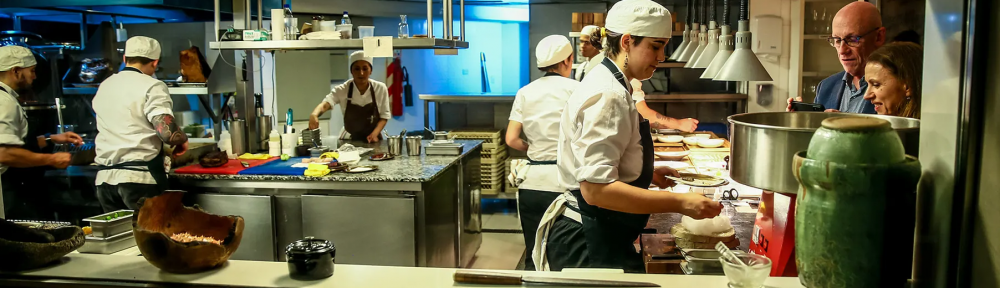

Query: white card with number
[363,37,393,57]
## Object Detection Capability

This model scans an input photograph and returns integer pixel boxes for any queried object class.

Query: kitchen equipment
[425,142,463,156]
[229,119,248,156]
[720,253,772,288]
[405,136,422,156]
[336,24,353,39]
[238,157,311,175]
[286,236,335,280]
[387,136,403,156]
[311,16,325,31]
[174,157,276,175]
[358,26,375,38]
[680,249,746,275]
[302,128,322,147]
[282,133,297,156]
[319,21,338,32]
[83,210,133,238]
[258,115,273,151]
[432,131,450,141]
[77,58,111,83]
[78,230,135,254]
[398,15,410,38]
[402,67,413,106]
[665,173,728,187]
[720,188,739,201]
[309,146,330,157]
[728,112,919,193]
[453,271,660,287]
[657,135,684,143]
[133,191,244,274]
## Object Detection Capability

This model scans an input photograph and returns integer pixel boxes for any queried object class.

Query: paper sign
[363,37,393,57]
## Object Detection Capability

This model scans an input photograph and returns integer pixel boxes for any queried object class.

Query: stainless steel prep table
[170,140,484,269]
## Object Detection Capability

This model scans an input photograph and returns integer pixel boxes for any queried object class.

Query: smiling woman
[863,42,924,118]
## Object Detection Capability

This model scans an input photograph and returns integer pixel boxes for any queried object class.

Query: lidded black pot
[286,236,336,280]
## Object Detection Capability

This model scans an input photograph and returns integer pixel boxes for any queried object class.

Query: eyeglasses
[827,27,881,48]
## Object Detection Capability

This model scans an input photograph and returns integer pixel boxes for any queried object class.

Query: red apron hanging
[386,55,404,116]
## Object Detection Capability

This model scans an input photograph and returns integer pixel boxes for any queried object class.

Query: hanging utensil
[453,271,660,287]
[402,67,413,107]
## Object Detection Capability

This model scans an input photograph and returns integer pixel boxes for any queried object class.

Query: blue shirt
[839,73,869,114]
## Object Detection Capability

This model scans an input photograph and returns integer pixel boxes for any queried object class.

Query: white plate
[654,161,691,170]
[657,135,684,143]
[698,139,725,148]
[654,151,690,160]
[682,137,700,145]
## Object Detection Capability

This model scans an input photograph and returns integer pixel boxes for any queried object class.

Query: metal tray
[78,231,135,254]
[425,143,464,155]
[680,249,745,275]
[83,210,133,238]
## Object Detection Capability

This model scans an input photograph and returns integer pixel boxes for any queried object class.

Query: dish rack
[449,130,508,195]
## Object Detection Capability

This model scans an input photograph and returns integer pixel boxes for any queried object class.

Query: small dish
[657,135,684,143]
[698,139,725,148]
[683,137,700,145]
[654,151,690,161]
[345,165,378,173]
[369,153,394,161]
[691,134,712,139]
[654,161,691,170]
[665,173,729,187]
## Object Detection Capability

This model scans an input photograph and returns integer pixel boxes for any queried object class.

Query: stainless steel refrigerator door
[191,193,276,261]
[301,194,416,266]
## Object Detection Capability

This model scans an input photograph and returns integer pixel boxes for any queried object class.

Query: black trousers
[96,183,163,212]
[517,188,561,271]
[544,214,646,273]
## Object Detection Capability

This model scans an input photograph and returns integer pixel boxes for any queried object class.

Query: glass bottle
[398,15,410,38]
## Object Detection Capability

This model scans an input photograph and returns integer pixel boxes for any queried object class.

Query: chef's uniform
[324,52,391,141]
[93,36,173,212]
[509,35,578,271]
[533,0,672,273]
[574,54,605,82]
[0,45,46,219]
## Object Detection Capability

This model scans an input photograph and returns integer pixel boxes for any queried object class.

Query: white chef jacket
[631,78,646,102]
[573,54,606,82]
[0,81,27,175]
[558,60,643,190]
[93,69,174,185]
[509,74,578,193]
[323,79,391,139]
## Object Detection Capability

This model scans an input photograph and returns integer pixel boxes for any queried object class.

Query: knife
[453,271,660,287]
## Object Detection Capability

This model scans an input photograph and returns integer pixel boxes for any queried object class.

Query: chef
[574,25,605,81]
[309,51,391,143]
[0,45,81,219]
[534,0,723,272]
[93,36,188,212]
[505,34,578,271]
[631,78,700,132]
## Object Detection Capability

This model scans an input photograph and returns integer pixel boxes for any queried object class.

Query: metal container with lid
[285,236,336,280]
[727,112,919,193]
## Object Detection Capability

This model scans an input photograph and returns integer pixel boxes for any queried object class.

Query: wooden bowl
[133,191,244,274]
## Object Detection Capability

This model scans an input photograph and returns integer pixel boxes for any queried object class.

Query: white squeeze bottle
[219,130,235,159]
[268,130,282,156]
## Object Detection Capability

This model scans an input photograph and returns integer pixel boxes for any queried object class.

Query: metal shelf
[62,87,209,95]
[209,38,470,51]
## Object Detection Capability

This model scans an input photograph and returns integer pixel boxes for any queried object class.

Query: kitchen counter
[0,253,807,288]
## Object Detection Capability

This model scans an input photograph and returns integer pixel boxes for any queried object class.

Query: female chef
[534,0,723,272]
[505,34,578,271]
[309,51,390,143]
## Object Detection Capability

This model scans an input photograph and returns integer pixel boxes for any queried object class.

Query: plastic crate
[482,181,505,195]
[449,130,503,144]
[482,150,508,164]
[482,143,507,155]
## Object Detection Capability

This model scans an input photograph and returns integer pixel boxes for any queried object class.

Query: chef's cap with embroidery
[535,35,573,68]
[605,0,673,38]
[348,51,374,70]
[0,46,37,71]
[124,36,162,60]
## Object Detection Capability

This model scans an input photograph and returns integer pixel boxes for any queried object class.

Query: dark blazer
[814,71,876,114]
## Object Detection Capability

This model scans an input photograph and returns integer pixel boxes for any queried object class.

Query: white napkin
[507,159,529,187]
[337,151,361,165]
[298,31,342,40]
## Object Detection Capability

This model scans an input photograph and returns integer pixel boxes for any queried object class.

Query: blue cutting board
[238,157,311,175]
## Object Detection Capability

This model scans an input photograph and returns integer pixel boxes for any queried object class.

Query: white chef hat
[536,35,573,68]
[605,0,673,38]
[580,25,601,37]
[0,46,37,72]
[124,36,162,60]
[348,51,373,69]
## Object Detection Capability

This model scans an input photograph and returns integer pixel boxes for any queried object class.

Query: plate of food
[345,165,378,173]
[369,152,394,161]
[665,173,729,187]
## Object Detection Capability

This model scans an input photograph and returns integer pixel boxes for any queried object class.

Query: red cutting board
[173,157,279,175]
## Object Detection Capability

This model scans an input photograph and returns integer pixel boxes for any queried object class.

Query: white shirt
[631,78,646,102]
[509,74,578,193]
[574,53,606,81]
[558,60,643,190]
[0,81,27,175]
[93,69,174,185]
[323,79,392,139]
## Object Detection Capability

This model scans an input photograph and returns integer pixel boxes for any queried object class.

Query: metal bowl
[727,112,919,193]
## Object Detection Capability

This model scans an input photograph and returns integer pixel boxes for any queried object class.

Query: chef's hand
[785,97,803,112]
[652,166,680,188]
[173,142,188,156]
[366,133,381,143]
[678,193,724,219]
[308,114,321,130]
[676,118,699,133]
[824,109,841,113]
[48,152,72,169]
[52,132,84,145]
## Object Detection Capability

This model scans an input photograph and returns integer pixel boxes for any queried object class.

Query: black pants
[96,183,162,212]
[517,188,561,271]
[544,215,646,273]
[2,168,55,220]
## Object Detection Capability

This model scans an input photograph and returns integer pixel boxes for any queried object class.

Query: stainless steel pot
[728,112,919,193]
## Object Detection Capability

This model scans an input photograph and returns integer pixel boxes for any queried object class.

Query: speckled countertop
[170,139,482,182]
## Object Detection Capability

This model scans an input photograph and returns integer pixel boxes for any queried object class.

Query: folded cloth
[336,151,361,165]
[507,159,529,187]
[299,31,342,40]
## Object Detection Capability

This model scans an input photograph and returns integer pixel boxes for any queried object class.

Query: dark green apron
[343,81,382,141]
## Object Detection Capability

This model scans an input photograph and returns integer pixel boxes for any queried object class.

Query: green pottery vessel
[793,117,920,288]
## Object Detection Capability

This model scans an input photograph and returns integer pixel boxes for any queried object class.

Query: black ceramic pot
[286,236,335,280]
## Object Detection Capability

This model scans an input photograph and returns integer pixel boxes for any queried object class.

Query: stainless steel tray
[425,143,464,155]
[78,231,135,254]
[83,210,133,238]
[680,249,744,275]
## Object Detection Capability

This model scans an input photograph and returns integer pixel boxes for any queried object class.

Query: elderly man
[788,1,883,113]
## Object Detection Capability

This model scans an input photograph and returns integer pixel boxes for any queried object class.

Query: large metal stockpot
[727,112,919,193]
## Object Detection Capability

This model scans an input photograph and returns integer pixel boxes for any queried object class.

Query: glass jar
[398,15,410,38]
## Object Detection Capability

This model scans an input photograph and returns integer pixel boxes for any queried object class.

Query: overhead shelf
[209,38,470,51]
[62,87,210,95]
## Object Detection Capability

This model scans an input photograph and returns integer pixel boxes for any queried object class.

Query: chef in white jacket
[309,51,391,143]
[574,25,605,81]
[630,78,700,132]
[505,34,578,271]
[533,0,722,272]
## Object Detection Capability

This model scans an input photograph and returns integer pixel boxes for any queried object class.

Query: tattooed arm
[635,100,700,132]
[152,114,188,146]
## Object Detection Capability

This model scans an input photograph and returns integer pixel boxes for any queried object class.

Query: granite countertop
[170,139,482,183]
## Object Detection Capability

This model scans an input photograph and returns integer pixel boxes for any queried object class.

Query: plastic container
[78,231,135,254]
[358,26,375,38]
[218,130,234,158]
[282,4,295,40]
[336,24,353,39]
[398,15,409,38]
[720,253,772,288]
[269,130,282,156]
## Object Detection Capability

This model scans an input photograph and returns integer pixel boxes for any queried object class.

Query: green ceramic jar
[793,117,920,288]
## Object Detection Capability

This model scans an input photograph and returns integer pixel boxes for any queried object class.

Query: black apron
[0,85,55,220]
[95,67,169,192]
[343,81,382,141]
[561,58,656,272]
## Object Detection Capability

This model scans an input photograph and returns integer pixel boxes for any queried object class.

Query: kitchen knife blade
[454,271,660,287]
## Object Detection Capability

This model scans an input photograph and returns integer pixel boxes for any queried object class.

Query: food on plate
[179,46,211,83]
[170,232,223,245]
[667,173,728,187]
[198,148,229,168]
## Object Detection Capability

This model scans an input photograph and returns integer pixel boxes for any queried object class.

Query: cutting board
[238,157,311,175]
[173,157,278,175]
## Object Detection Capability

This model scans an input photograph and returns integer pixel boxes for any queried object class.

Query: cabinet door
[301,195,416,266]
[192,194,275,261]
